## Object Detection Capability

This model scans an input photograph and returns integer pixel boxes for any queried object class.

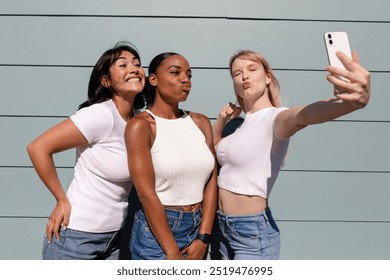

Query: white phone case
[324,31,352,69]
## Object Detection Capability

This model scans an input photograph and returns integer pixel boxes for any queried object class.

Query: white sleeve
[69,103,113,143]
[270,107,290,139]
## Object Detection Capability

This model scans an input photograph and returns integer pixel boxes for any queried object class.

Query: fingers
[225,102,235,115]
[223,102,241,117]
[45,215,63,243]
[45,219,53,243]
[351,50,359,63]
[326,50,370,99]
[326,70,370,108]
[180,247,189,255]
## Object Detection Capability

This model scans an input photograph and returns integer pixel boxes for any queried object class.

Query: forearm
[212,116,227,146]
[296,99,359,126]
[198,170,217,234]
[27,144,67,202]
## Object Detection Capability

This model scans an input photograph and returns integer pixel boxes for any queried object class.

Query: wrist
[195,233,212,244]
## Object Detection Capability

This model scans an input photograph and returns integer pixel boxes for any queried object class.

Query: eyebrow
[232,63,259,72]
[169,65,192,72]
[116,56,139,62]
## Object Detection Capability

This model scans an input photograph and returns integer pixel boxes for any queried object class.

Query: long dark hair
[141,52,179,107]
[78,42,144,110]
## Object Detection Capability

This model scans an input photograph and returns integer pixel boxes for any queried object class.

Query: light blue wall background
[1,0,389,260]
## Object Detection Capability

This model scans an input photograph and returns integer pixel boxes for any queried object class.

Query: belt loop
[262,209,270,223]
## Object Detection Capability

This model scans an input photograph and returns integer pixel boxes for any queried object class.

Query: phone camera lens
[329,39,333,45]
[328,34,332,39]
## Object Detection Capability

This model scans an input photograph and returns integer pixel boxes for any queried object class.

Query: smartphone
[324,31,352,69]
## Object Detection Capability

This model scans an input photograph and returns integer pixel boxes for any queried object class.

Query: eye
[233,71,241,77]
[133,60,141,67]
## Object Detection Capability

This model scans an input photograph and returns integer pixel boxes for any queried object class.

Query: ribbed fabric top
[146,109,214,205]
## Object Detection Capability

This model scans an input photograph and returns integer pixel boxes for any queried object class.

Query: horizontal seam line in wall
[0,216,50,219]
[209,118,390,123]
[0,115,69,118]
[1,14,390,24]
[0,166,74,169]
[1,65,389,73]
[3,116,390,123]
[2,115,390,123]
[227,17,390,24]
[1,166,389,173]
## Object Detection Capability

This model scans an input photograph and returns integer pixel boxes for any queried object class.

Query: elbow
[26,142,35,158]
[26,140,44,162]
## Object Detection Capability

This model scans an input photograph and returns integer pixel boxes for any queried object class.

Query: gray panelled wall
[1,0,389,259]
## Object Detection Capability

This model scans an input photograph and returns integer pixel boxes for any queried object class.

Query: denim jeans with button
[42,228,120,260]
[217,207,280,260]
[130,208,201,260]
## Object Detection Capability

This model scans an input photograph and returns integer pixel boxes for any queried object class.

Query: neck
[149,96,181,119]
[243,94,273,114]
[112,95,134,121]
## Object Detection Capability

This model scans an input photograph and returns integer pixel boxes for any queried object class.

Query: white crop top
[146,110,214,205]
[216,107,290,199]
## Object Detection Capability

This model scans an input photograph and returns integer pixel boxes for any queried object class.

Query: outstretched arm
[275,51,370,138]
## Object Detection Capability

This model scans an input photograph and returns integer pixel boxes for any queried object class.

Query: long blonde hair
[229,50,282,111]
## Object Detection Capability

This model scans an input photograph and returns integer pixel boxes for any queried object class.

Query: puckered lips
[242,81,251,90]
[181,85,191,94]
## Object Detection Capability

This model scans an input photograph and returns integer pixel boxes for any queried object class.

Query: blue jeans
[130,208,202,260]
[42,228,120,260]
[217,207,280,260]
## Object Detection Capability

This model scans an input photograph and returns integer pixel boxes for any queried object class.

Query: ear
[149,74,157,86]
[265,74,272,85]
[101,75,110,88]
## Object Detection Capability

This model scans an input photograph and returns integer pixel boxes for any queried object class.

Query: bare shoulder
[187,111,211,128]
[126,111,153,134]
[187,111,213,143]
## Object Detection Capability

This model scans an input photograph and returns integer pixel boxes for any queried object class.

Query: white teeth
[128,78,140,82]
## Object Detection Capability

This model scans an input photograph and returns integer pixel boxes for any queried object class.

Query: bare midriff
[218,188,268,215]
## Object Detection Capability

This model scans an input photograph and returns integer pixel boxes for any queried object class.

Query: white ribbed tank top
[146,109,214,205]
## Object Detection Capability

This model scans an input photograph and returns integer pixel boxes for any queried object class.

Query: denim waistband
[217,207,272,222]
[140,207,202,220]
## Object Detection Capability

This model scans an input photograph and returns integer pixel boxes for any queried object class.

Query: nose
[242,70,249,80]
[180,73,190,83]
[128,64,139,74]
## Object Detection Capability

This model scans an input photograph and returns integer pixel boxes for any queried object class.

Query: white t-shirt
[67,99,132,232]
[216,107,290,199]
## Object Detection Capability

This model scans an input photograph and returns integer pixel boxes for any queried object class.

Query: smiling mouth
[127,77,142,83]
